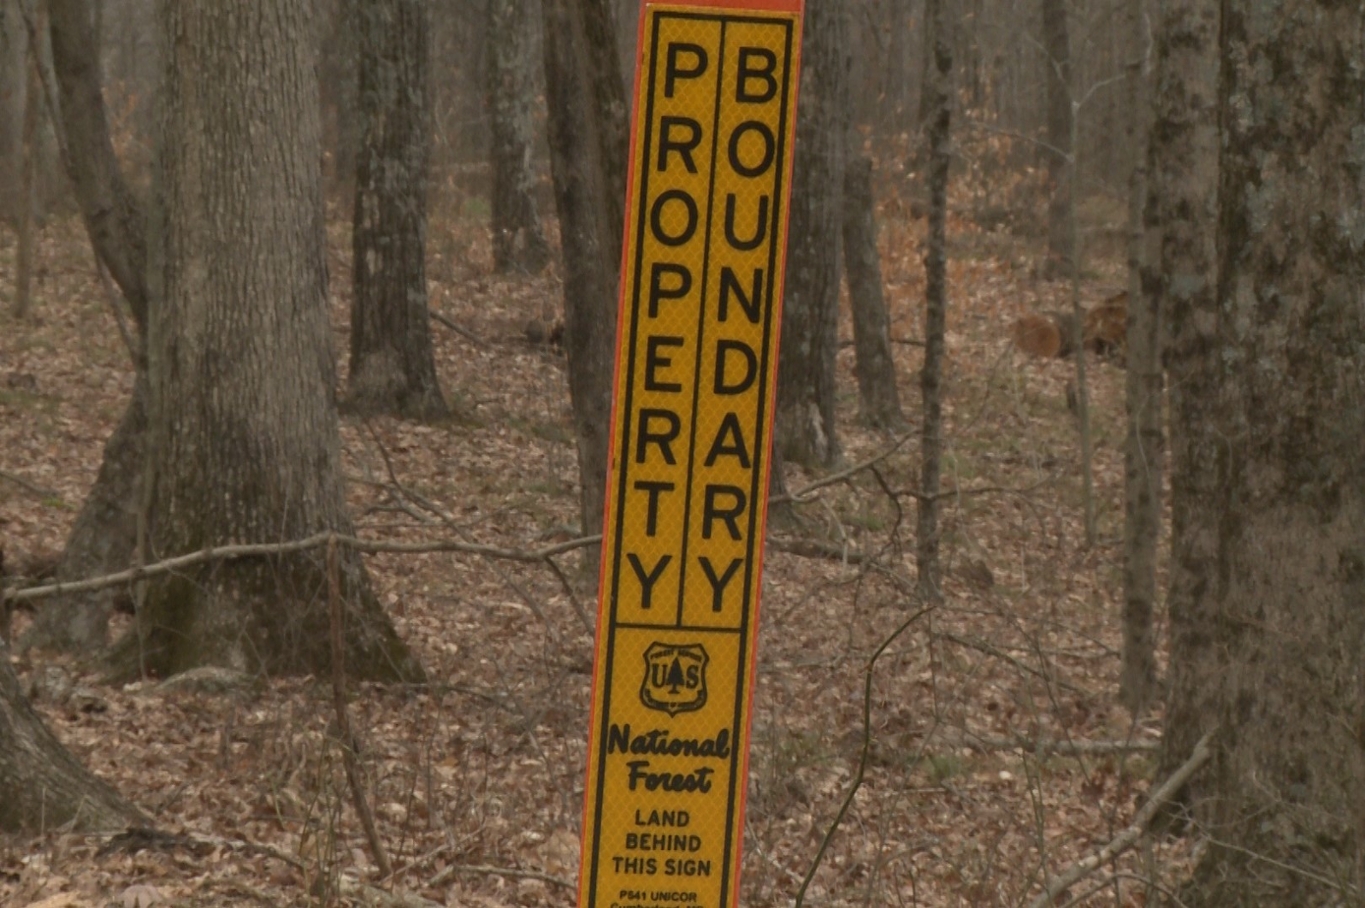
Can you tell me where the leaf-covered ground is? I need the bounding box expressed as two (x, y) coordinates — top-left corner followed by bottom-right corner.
(1, 180), (1192, 907)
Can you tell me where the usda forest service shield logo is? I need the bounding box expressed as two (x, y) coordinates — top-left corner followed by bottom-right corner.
(640, 642), (709, 716)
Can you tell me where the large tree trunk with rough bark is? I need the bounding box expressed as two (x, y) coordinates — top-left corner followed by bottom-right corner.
(776, 0), (847, 469)
(1166, 0), (1365, 901)
(22, 0), (151, 654)
(1118, 0), (1158, 716)
(1147, 0), (1219, 800)
(487, 0), (549, 275)
(540, 0), (628, 548)
(0, 644), (142, 834)
(347, 0), (447, 421)
(1040, 0), (1071, 276)
(130, 0), (422, 683)
(843, 154), (905, 432)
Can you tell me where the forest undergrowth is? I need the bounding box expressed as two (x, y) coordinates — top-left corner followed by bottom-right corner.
(0, 174), (1192, 906)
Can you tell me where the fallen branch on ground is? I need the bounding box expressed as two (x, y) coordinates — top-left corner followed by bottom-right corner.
(774, 434), (914, 505)
(428, 862), (574, 890)
(0, 469), (58, 500)
(430, 310), (488, 347)
(767, 536), (868, 564)
(1026, 730), (1214, 908)
(2, 531), (604, 605)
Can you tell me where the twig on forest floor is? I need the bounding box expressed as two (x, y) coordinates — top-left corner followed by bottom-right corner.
(1, 531), (602, 604)
(767, 536), (868, 564)
(430, 310), (487, 347)
(427, 861), (574, 890)
(932, 730), (1160, 756)
(327, 539), (392, 879)
(937, 631), (1086, 695)
(896, 476), (1057, 504)
(92, 827), (306, 871)
(0, 468), (58, 500)
(1026, 730), (1214, 908)
(794, 606), (933, 908)
(774, 434), (914, 505)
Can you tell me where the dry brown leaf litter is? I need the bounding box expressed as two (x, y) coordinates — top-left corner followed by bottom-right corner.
(1, 185), (1191, 907)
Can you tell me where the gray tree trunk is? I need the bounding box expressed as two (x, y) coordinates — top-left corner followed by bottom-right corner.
(347, 0), (448, 420)
(1119, 0), (1159, 716)
(540, 0), (627, 548)
(917, 0), (951, 601)
(1147, 0), (1219, 799)
(776, 0), (847, 469)
(21, 0), (151, 654)
(1040, 0), (1071, 275)
(12, 4), (41, 319)
(487, 0), (549, 275)
(842, 154), (906, 432)
(1167, 0), (1365, 900)
(0, 643), (143, 834)
(0, 2), (24, 212)
(131, 0), (422, 683)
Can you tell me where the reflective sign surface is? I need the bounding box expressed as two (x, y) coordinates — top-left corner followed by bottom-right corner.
(580, 3), (803, 908)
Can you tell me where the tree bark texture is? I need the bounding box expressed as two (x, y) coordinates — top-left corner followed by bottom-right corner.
(1150, 0), (1220, 795)
(1118, 0), (1159, 715)
(0, 2), (24, 212)
(23, 0), (153, 654)
(0, 644), (143, 833)
(13, 3), (41, 319)
(487, 0), (549, 275)
(842, 154), (906, 432)
(776, 0), (847, 469)
(347, 0), (448, 420)
(917, 0), (951, 601)
(1168, 0), (1365, 901)
(138, 0), (422, 682)
(540, 0), (628, 545)
(1040, 0), (1071, 274)
(48, 0), (147, 326)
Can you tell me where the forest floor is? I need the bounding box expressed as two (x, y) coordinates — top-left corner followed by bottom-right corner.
(0, 178), (1192, 907)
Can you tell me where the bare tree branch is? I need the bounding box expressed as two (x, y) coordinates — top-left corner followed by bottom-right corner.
(1027, 730), (1214, 908)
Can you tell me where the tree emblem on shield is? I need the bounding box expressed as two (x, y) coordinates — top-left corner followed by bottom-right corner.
(640, 642), (709, 716)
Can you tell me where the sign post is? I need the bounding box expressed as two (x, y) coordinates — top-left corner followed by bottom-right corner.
(579, 3), (803, 908)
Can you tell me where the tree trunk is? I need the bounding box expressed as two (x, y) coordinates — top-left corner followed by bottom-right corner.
(12, 3), (42, 320)
(881, 0), (912, 134)
(540, 0), (628, 548)
(487, 0), (549, 275)
(917, 0), (951, 601)
(1168, 0), (1365, 900)
(347, 0), (447, 421)
(776, 0), (847, 469)
(21, 0), (152, 654)
(0, 2), (24, 212)
(1118, 0), (1159, 716)
(48, 0), (147, 327)
(132, 0), (423, 683)
(1040, 0), (1071, 275)
(842, 154), (906, 432)
(0, 644), (143, 834)
(1149, 0), (1219, 793)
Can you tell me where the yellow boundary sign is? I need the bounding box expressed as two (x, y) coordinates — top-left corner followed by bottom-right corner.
(579, 3), (803, 908)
